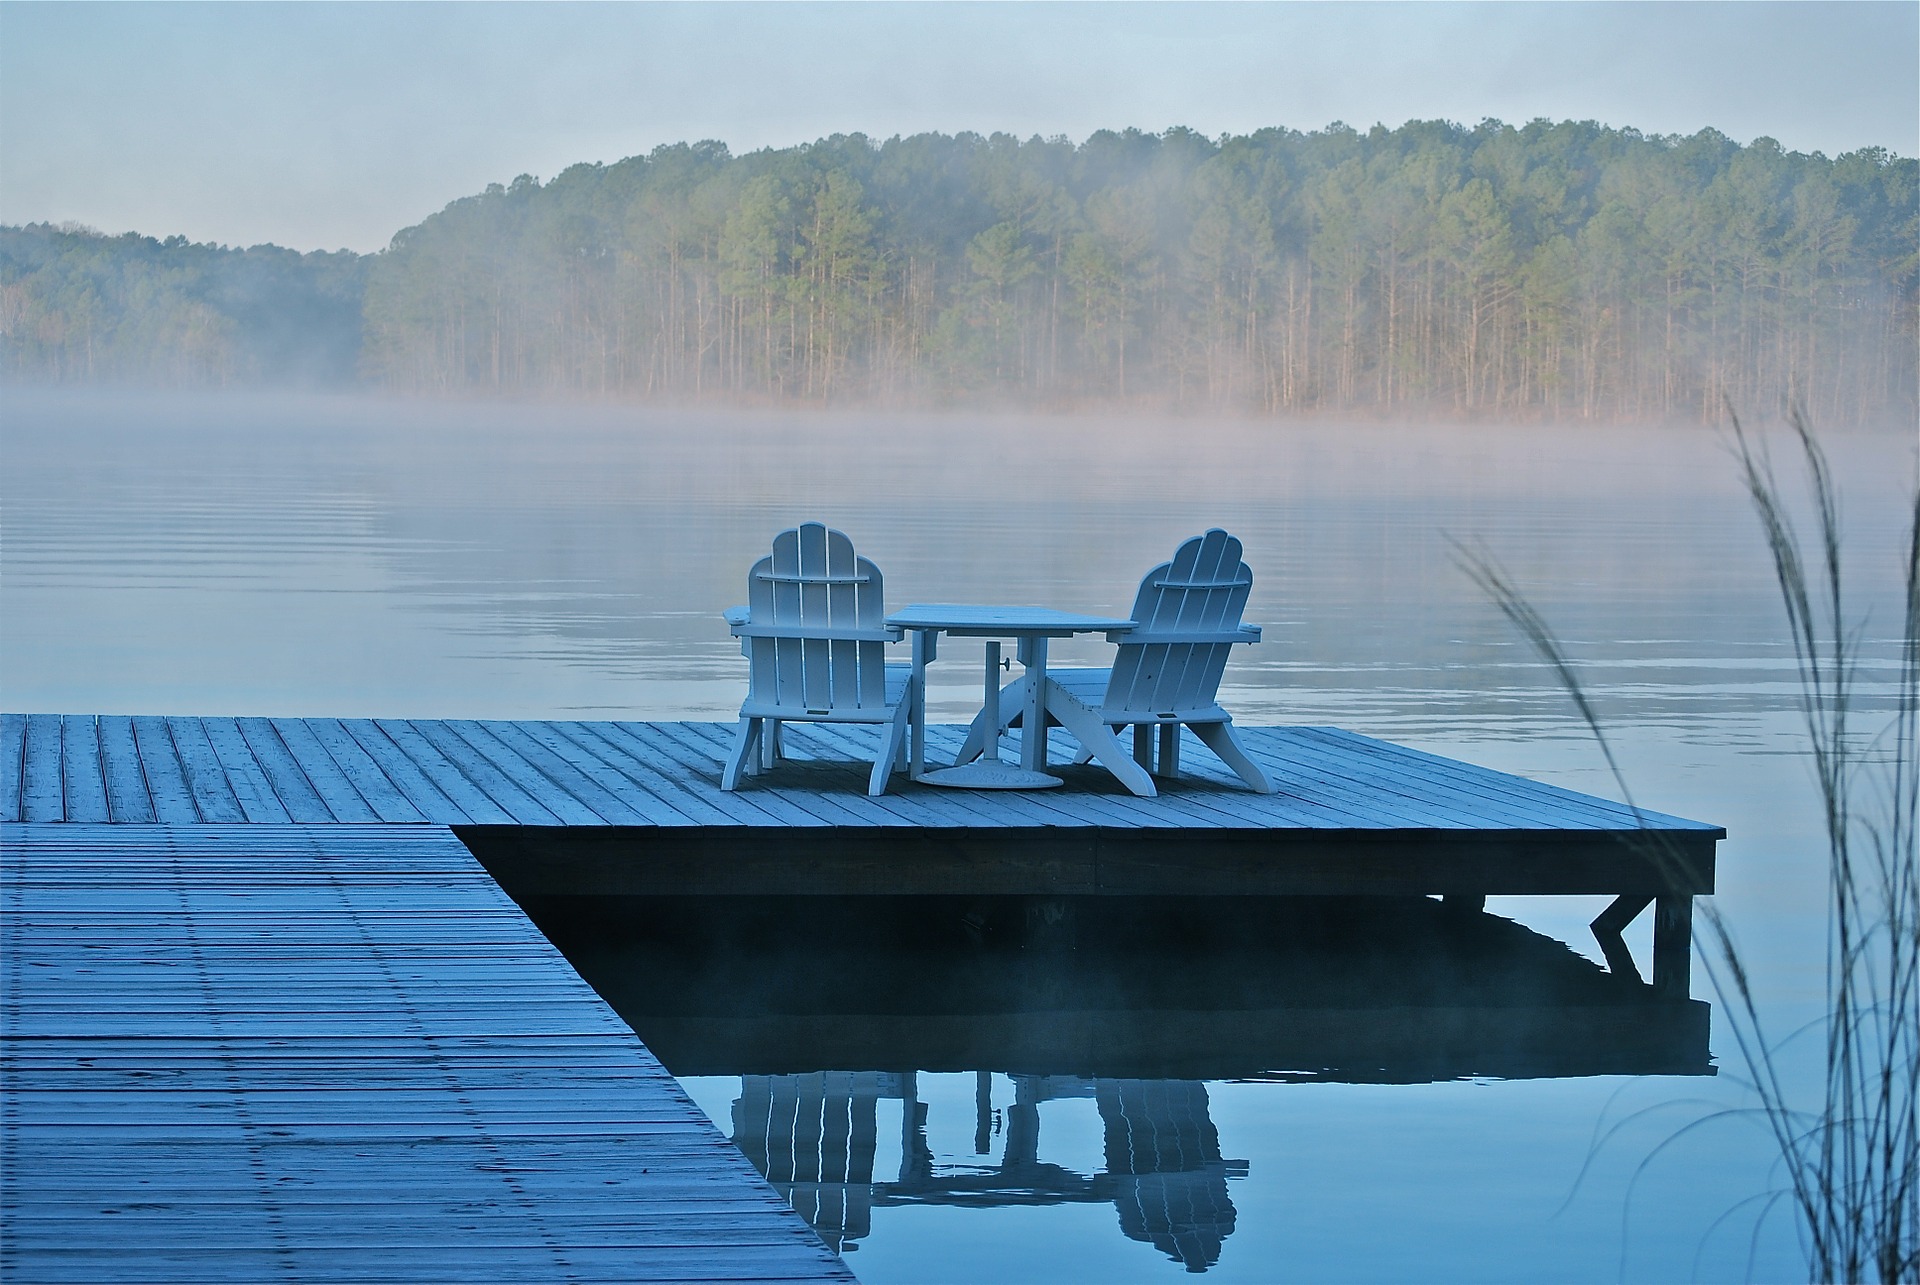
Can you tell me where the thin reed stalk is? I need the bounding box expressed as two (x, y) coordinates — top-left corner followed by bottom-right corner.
(1460, 405), (1919, 1283)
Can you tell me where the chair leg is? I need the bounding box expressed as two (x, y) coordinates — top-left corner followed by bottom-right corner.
(1133, 724), (1153, 770)
(762, 720), (782, 769)
(1069, 717), (1118, 767)
(1191, 722), (1278, 793)
(1158, 724), (1180, 776)
(870, 703), (912, 795)
(721, 717), (761, 791)
(897, 669), (918, 771)
(1043, 702), (1155, 798)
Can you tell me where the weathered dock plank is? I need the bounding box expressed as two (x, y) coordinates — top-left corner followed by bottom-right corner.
(56, 718), (108, 824)
(94, 717), (154, 824)
(552, 721), (757, 827)
(199, 717), (294, 824)
(21, 714), (64, 822)
(0, 823), (854, 1285)
(162, 716), (246, 823)
(334, 718), (478, 824)
(1287, 727), (1620, 827)
(482, 720), (679, 827)
(0, 713), (24, 823)
(233, 716), (333, 823)
(266, 717), (384, 823)
(1247, 733), (1546, 829)
(130, 717), (199, 823)
(639, 722), (850, 828)
(613, 722), (828, 828)
(385, 718), (556, 825)
(448, 719), (612, 826)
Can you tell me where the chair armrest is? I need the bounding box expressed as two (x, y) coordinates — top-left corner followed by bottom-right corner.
(723, 606), (751, 630)
(1113, 626), (1262, 645)
(729, 623), (904, 643)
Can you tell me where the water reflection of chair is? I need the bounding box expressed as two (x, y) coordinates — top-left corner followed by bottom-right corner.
(956, 529), (1276, 795)
(731, 1071), (901, 1253)
(726, 1070), (1246, 1273)
(721, 523), (913, 795)
(1003, 1076), (1244, 1274)
(1096, 1080), (1242, 1273)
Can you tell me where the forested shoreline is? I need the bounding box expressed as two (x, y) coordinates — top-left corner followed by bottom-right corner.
(0, 226), (365, 387)
(5, 120), (1915, 424)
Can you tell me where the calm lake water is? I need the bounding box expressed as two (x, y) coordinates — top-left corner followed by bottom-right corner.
(3, 387), (1914, 1283)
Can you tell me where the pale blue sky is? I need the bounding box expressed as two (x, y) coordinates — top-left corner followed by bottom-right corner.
(2, 1), (1914, 253)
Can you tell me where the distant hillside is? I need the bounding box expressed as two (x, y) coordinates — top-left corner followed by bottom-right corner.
(0, 224), (364, 387)
(5, 120), (1915, 423)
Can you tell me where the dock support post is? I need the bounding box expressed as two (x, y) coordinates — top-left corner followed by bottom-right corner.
(1652, 895), (1693, 997)
(975, 1070), (994, 1156)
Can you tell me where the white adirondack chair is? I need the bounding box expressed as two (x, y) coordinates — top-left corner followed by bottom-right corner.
(955, 528), (1277, 797)
(721, 523), (914, 795)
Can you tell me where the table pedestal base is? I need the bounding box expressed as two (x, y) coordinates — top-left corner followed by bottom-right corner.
(893, 614), (1133, 791)
(920, 761), (1062, 790)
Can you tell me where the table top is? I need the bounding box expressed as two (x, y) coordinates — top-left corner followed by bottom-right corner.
(885, 604), (1136, 637)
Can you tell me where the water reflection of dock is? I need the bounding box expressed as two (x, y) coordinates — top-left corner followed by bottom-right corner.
(550, 895), (1716, 1083)
(537, 893), (1713, 1273)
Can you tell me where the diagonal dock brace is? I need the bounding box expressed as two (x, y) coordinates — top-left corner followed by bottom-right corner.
(1592, 893), (1693, 996)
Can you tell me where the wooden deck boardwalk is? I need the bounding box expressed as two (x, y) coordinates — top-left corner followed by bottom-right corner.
(2, 713), (1724, 1278)
(0, 712), (1721, 898)
(0, 713), (1717, 837)
(0, 822), (855, 1284)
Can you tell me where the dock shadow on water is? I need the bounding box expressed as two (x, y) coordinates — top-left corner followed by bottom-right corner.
(478, 851), (1712, 1276)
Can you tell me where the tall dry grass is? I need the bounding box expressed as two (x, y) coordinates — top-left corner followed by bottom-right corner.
(1464, 406), (1918, 1282)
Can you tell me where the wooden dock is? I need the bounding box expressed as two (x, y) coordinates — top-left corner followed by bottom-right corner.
(0, 822), (855, 1284)
(0, 713), (1720, 846)
(1, 712), (1719, 915)
(2, 711), (1722, 1280)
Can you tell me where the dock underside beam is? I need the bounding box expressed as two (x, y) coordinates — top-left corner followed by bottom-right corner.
(462, 824), (1719, 902)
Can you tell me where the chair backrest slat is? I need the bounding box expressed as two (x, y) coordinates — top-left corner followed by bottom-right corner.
(744, 523), (891, 715)
(796, 523), (833, 710)
(1103, 530), (1253, 719)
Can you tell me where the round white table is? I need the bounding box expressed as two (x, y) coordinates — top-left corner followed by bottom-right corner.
(884, 604), (1136, 789)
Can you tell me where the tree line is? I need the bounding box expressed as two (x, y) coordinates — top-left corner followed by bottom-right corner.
(1, 224), (364, 387)
(5, 120), (1915, 424)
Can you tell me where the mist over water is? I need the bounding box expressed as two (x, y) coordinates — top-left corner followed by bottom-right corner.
(3, 387), (1915, 1280)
